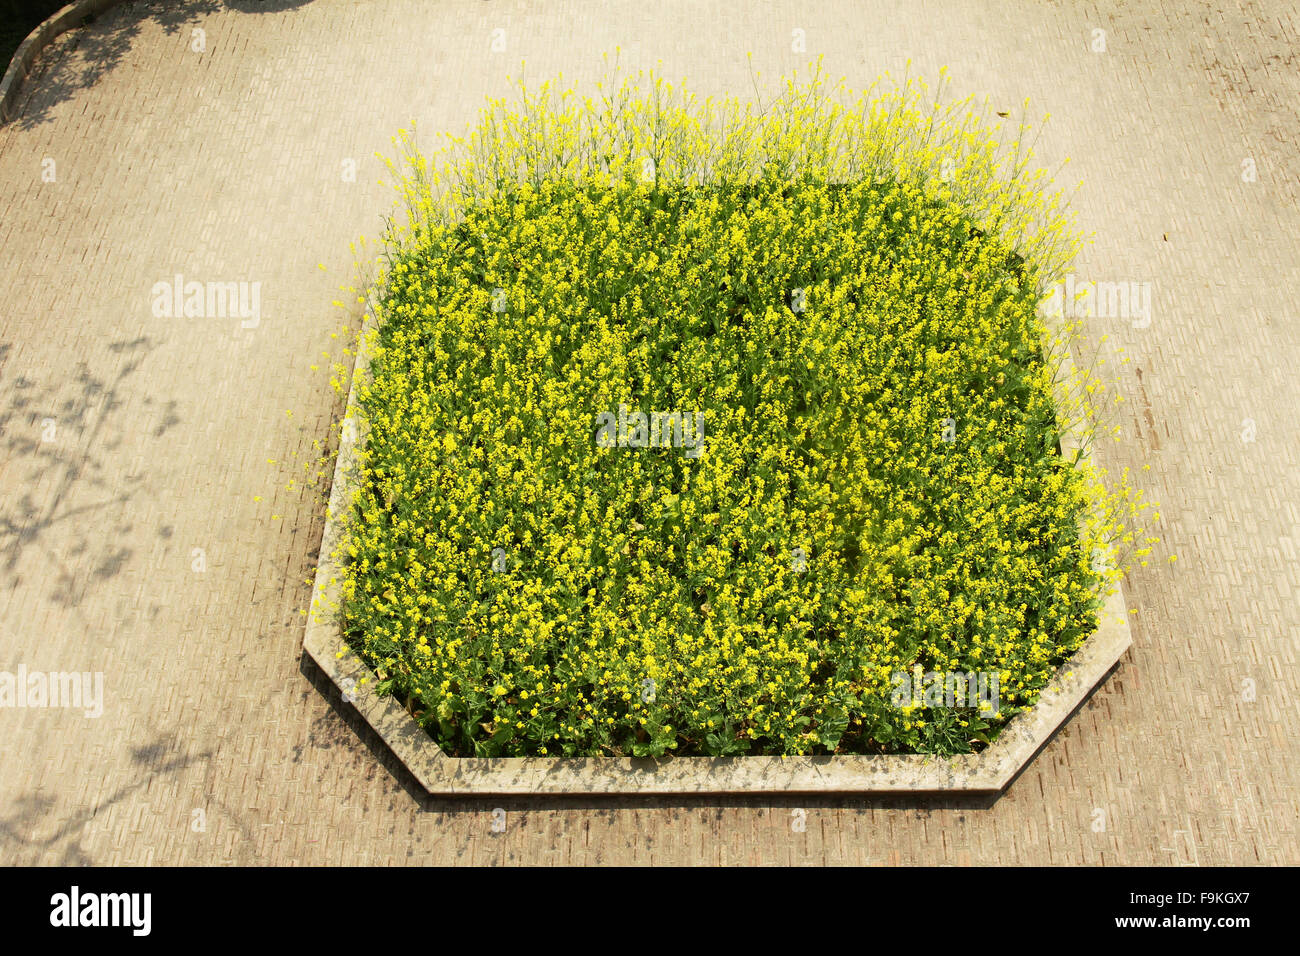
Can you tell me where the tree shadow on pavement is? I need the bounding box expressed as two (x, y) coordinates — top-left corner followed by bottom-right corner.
(9, 0), (318, 131)
(0, 732), (213, 865)
(0, 335), (174, 609)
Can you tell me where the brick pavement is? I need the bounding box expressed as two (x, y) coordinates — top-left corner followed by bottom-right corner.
(0, 0), (1296, 865)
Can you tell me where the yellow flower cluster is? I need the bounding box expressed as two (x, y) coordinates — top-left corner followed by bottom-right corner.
(331, 64), (1157, 758)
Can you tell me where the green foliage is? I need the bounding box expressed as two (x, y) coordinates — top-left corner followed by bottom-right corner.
(325, 64), (1156, 759)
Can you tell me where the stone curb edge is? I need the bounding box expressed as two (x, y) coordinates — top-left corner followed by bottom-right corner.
(1, 0), (127, 126)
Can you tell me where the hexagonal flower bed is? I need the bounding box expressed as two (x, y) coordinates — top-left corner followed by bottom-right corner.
(306, 66), (1153, 791)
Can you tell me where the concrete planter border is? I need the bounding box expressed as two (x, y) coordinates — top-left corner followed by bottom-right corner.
(304, 277), (1133, 797)
(0, 0), (127, 125)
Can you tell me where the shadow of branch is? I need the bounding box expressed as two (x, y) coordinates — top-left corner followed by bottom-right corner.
(10, 0), (319, 130)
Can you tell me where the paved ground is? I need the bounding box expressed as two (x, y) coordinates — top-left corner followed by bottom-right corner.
(1, 0), (1297, 865)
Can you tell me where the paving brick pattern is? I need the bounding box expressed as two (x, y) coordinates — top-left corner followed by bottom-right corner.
(0, 0), (1296, 865)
